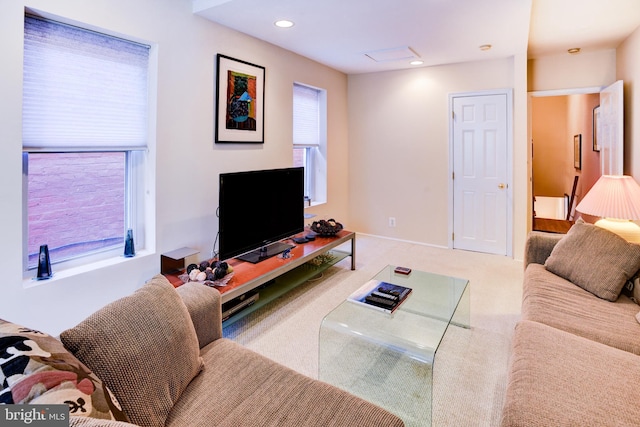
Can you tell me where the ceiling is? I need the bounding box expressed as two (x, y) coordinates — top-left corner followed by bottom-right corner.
(193, 0), (640, 75)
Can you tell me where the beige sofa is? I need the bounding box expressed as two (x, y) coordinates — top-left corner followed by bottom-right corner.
(1, 275), (403, 427)
(501, 224), (640, 426)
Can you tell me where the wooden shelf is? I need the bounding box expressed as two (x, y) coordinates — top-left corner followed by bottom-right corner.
(222, 249), (351, 326)
(165, 229), (356, 324)
(218, 229), (355, 304)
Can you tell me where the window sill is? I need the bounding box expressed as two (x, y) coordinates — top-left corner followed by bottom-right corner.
(306, 200), (326, 208)
(23, 249), (154, 289)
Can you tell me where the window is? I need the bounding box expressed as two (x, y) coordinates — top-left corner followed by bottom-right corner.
(22, 15), (150, 271)
(293, 82), (327, 205)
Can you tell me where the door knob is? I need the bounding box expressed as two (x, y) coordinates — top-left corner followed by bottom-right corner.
(498, 183), (507, 189)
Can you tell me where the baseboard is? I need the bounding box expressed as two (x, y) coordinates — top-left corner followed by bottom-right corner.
(355, 232), (449, 250)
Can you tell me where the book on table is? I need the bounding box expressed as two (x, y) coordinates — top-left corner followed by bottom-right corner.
(347, 279), (412, 314)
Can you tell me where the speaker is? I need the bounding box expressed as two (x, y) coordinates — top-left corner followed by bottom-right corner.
(124, 229), (135, 257)
(37, 244), (52, 280)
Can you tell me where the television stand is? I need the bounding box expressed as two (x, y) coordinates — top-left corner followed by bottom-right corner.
(165, 228), (356, 326)
(236, 241), (295, 263)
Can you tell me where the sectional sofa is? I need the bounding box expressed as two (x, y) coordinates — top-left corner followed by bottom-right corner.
(501, 222), (640, 426)
(1, 274), (403, 427)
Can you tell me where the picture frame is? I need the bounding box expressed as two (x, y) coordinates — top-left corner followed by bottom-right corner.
(215, 54), (265, 144)
(592, 105), (600, 152)
(574, 134), (582, 170)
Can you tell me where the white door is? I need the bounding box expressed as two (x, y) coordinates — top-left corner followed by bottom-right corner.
(451, 93), (510, 255)
(599, 80), (624, 175)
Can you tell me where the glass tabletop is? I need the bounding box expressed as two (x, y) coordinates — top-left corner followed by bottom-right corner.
(321, 265), (469, 363)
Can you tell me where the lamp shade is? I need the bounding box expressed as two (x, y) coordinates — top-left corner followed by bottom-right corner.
(576, 175), (640, 220)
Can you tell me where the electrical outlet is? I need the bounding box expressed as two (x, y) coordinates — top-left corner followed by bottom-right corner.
(388, 217), (396, 227)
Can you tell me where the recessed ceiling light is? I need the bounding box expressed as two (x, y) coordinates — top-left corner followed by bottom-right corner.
(567, 47), (581, 55)
(410, 60), (424, 66)
(274, 20), (294, 28)
(479, 44), (492, 51)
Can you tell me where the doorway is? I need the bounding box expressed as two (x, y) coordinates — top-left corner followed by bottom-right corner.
(530, 81), (623, 232)
(531, 92), (600, 228)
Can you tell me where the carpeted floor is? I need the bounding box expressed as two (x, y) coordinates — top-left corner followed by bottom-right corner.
(223, 234), (523, 426)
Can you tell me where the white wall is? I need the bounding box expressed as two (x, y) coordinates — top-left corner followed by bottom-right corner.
(347, 58), (520, 249)
(528, 50), (617, 92)
(617, 25), (640, 177)
(0, 0), (348, 335)
(4, 2), (631, 336)
(530, 40), (640, 193)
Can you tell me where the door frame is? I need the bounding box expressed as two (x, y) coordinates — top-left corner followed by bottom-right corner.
(448, 89), (514, 257)
(528, 85), (603, 229)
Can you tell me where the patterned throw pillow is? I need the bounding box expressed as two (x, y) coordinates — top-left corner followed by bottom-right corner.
(0, 319), (128, 421)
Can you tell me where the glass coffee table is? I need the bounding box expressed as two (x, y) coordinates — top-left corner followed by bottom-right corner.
(319, 266), (469, 426)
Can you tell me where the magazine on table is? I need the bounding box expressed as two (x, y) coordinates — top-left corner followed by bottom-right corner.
(347, 279), (412, 314)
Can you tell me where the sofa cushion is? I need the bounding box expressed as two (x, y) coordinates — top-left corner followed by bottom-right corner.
(522, 264), (640, 354)
(523, 230), (563, 268)
(60, 275), (203, 427)
(175, 281), (222, 348)
(165, 338), (404, 427)
(70, 417), (139, 427)
(544, 221), (640, 301)
(0, 319), (128, 421)
(501, 320), (640, 427)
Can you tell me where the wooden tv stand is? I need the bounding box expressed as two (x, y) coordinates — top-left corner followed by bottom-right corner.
(166, 229), (356, 324)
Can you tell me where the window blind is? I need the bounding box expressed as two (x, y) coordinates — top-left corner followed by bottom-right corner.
(293, 83), (320, 147)
(22, 16), (150, 150)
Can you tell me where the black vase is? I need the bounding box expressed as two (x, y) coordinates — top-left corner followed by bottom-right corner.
(124, 229), (135, 257)
(37, 244), (52, 279)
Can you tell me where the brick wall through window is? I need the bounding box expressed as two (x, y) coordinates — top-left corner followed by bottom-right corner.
(27, 152), (125, 266)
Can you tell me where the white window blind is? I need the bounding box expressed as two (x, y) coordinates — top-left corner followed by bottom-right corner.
(293, 83), (320, 147)
(22, 16), (150, 151)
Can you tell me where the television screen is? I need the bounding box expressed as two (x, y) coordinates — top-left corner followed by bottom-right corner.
(218, 167), (304, 262)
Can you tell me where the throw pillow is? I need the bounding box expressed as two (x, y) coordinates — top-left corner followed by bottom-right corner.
(0, 319), (128, 421)
(60, 275), (203, 427)
(545, 221), (640, 301)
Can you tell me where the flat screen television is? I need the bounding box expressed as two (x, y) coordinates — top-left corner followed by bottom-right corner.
(218, 167), (304, 263)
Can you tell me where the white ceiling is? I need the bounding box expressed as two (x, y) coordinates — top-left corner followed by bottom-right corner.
(193, 0), (640, 75)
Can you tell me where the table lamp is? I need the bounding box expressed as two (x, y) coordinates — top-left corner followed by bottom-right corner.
(576, 175), (640, 243)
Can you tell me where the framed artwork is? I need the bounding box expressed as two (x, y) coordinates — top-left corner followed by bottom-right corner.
(592, 105), (600, 152)
(215, 54), (265, 144)
(574, 134), (582, 170)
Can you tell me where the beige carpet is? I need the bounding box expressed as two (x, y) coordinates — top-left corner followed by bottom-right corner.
(223, 234), (523, 426)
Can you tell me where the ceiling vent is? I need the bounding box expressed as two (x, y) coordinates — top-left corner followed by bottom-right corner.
(365, 46), (419, 62)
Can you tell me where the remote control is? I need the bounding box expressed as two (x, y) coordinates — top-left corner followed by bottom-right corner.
(365, 295), (397, 308)
(394, 266), (412, 275)
(371, 290), (398, 301)
(378, 287), (400, 297)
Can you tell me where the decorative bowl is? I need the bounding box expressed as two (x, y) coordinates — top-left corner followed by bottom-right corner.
(311, 219), (343, 236)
